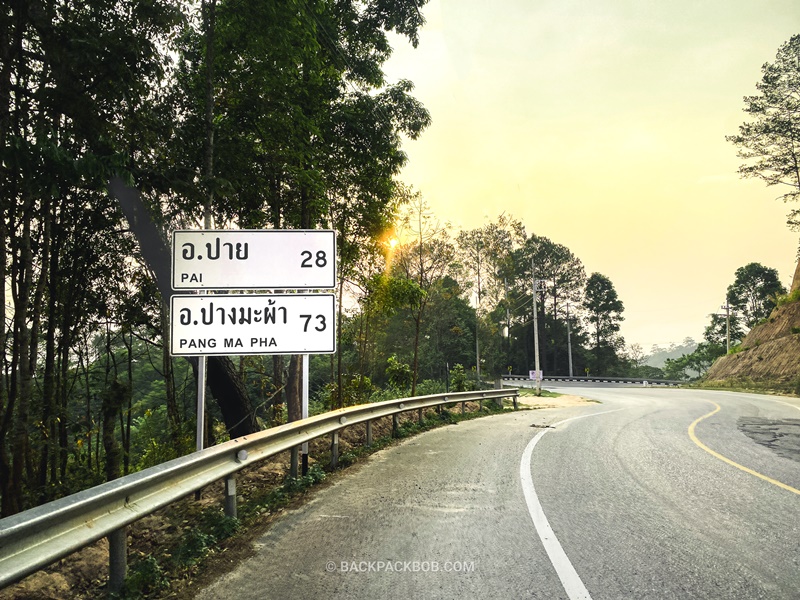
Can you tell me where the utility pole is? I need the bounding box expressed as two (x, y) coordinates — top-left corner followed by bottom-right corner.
(721, 302), (732, 353)
(532, 259), (542, 396)
(504, 277), (511, 369)
(475, 273), (481, 385)
(566, 302), (574, 377)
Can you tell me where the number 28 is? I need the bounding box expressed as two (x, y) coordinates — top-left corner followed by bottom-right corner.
(300, 250), (327, 268)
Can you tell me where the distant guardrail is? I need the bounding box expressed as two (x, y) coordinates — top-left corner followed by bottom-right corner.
(503, 374), (682, 387)
(0, 388), (518, 593)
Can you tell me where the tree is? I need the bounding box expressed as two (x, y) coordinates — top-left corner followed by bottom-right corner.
(704, 313), (744, 349)
(455, 216), (526, 380)
(728, 35), (800, 230)
(1, 0), (182, 516)
(393, 194), (456, 395)
(508, 234), (586, 375)
(160, 0), (431, 416)
(583, 273), (625, 374)
(726, 262), (786, 328)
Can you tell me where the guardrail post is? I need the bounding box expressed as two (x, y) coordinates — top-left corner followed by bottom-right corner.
(392, 414), (399, 437)
(108, 527), (127, 594)
(224, 475), (237, 518)
(290, 447), (299, 479)
(513, 393), (518, 410)
(418, 408), (423, 426)
(330, 431), (339, 468)
(461, 401), (465, 415)
(366, 420), (372, 447)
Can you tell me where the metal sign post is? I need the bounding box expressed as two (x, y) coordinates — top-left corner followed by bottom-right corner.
(302, 354), (309, 476)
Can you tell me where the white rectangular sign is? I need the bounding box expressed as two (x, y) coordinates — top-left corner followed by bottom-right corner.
(170, 294), (336, 356)
(172, 230), (336, 290)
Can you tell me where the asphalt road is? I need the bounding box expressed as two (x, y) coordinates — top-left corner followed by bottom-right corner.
(195, 385), (800, 599)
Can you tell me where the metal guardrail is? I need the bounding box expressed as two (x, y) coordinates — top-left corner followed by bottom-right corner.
(503, 374), (681, 386)
(0, 388), (518, 591)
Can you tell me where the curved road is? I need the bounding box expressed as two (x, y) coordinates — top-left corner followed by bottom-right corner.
(196, 385), (800, 599)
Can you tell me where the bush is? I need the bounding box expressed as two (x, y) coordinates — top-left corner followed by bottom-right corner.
(121, 556), (168, 599)
(776, 288), (800, 307)
(386, 355), (413, 390)
(449, 364), (468, 391)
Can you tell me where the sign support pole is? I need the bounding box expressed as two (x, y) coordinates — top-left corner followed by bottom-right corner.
(301, 354), (309, 476)
(196, 354), (206, 453)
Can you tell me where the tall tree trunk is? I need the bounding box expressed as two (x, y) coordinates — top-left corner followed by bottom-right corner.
(0, 202), (11, 516)
(286, 355), (302, 422)
(102, 381), (125, 482)
(202, 0), (216, 226)
(0, 3), (11, 507)
(271, 355), (284, 422)
(411, 313), (421, 397)
(206, 356), (259, 437)
(9, 206), (34, 515)
(38, 199), (58, 500)
(336, 276), (345, 407)
(161, 300), (181, 445)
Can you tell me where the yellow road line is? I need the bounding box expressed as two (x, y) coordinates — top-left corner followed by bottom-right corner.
(688, 402), (800, 496)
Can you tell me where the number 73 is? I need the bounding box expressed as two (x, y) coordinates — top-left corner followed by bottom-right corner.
(300, 314), (327, 332)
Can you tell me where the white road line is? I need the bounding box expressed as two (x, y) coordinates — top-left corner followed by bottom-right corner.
(520, 408), (625, 600)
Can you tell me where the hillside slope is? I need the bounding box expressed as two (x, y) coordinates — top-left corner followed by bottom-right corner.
(705, 261), (800, 387)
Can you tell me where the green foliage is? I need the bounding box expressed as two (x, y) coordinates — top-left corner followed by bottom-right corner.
(173, 529), (217, 568)
(704, 313), (744, 349)
(449, 364), (468, 392)
(664, 342), (726, 380)
(415, 379), (446, 396)
(131, 407), (193, 471)
(776, 288), (800, 307)
(386, 355), (413, 390)
(120, 555), (169, 599)
(628, 365), (666, 380)
(728, 35), (800, 212)
(582, 272), (626, 375)
(725, 263), (786, 328)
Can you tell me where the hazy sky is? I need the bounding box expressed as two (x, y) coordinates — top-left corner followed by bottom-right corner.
(383, 0), (800, 351)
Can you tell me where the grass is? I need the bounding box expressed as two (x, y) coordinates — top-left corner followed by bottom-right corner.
(517, 388), (561, 398)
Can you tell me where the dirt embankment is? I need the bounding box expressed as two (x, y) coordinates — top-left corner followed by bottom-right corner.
(705, 299), (800, 386)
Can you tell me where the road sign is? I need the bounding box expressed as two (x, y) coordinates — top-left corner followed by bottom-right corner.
(170, 294), (336, 356)
(172, 230), (336, 290)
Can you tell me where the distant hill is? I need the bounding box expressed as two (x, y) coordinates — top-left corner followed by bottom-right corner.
(645, 339), (698, 369)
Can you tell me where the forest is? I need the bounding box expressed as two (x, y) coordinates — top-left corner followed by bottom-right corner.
(2, 0), (645, 518)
